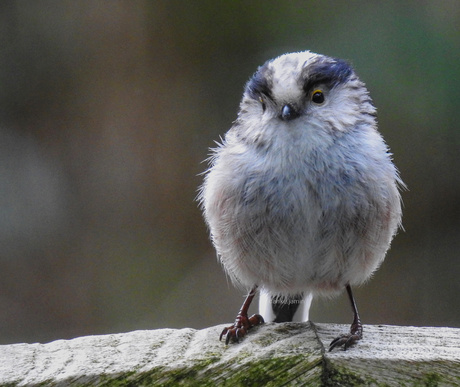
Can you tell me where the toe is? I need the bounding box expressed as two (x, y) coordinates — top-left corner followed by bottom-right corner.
(343, 334), (360, 350)
(329, 335), (348, 351)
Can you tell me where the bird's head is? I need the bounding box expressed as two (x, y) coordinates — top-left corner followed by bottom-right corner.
(237, 51), (376, 141)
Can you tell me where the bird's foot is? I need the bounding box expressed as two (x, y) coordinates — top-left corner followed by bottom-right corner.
(329, 320), (363, 351)
(219, 313), (264, 344)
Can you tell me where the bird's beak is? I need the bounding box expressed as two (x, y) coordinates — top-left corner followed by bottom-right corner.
(280, 104), (300, 121)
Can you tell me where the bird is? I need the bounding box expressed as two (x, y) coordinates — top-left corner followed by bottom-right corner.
(198, 50), (403, 351)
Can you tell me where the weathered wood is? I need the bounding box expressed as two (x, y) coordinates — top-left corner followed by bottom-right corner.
(0, 323), (458, 386)
(316, 323), (460, 386)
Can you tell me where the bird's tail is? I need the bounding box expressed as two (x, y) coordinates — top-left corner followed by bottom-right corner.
(259, 291), (313, 322)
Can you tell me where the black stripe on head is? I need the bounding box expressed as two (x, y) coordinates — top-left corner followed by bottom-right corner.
(302, 57), (354, 93)
(245, 61), (274, 101)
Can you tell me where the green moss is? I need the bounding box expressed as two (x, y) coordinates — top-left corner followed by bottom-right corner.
(322, 363), (453, 387)
(417, 372), (443, 387)
(322, 365), (372, 387)
(46, 353), (320, 386)
(224, 355), (321, 386)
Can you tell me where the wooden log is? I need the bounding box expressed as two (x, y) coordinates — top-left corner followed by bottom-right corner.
(0, 323), (459, 386)
(316, 323), (460, 386)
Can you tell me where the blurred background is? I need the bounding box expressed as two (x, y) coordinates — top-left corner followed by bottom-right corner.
(0, 1), (458, 344)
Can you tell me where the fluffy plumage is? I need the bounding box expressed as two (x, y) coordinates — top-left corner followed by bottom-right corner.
(199, 51), (403, 345)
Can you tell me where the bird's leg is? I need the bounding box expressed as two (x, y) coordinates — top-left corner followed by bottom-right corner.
(219, 285), (265, 344)
(329, 285), (363, 351)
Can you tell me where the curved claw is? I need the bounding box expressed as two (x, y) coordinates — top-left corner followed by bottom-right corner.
(219, 313), (264, 345)
(226, 326), (247, 344)
(329, 333), (361, 351)
(219, 327), (228, 342)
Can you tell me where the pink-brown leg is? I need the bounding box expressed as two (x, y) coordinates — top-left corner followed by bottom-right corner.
(220, 285), (265, 344)
(329, 285), (363, 351)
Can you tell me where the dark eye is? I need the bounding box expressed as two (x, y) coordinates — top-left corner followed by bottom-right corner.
(311, 89), (325, 104)
(259, 96), (266, 112)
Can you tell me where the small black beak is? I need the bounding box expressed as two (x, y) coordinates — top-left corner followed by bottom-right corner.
(280, 104), (300, 121)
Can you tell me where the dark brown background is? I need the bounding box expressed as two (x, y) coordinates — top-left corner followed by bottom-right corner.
(0, 1), (458, 344)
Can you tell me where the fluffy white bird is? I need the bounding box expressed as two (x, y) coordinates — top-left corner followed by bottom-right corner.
(199, 51), (404, 350)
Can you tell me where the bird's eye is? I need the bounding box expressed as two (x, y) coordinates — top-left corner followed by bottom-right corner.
(259, 96), (266, 112)
(311, 90), (325, 104)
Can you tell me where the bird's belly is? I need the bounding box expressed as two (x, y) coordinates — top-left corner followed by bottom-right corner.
(213, 174), (390, 296)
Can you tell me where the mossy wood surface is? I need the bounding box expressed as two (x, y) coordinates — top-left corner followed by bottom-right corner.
(0, 323), (458, 386)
